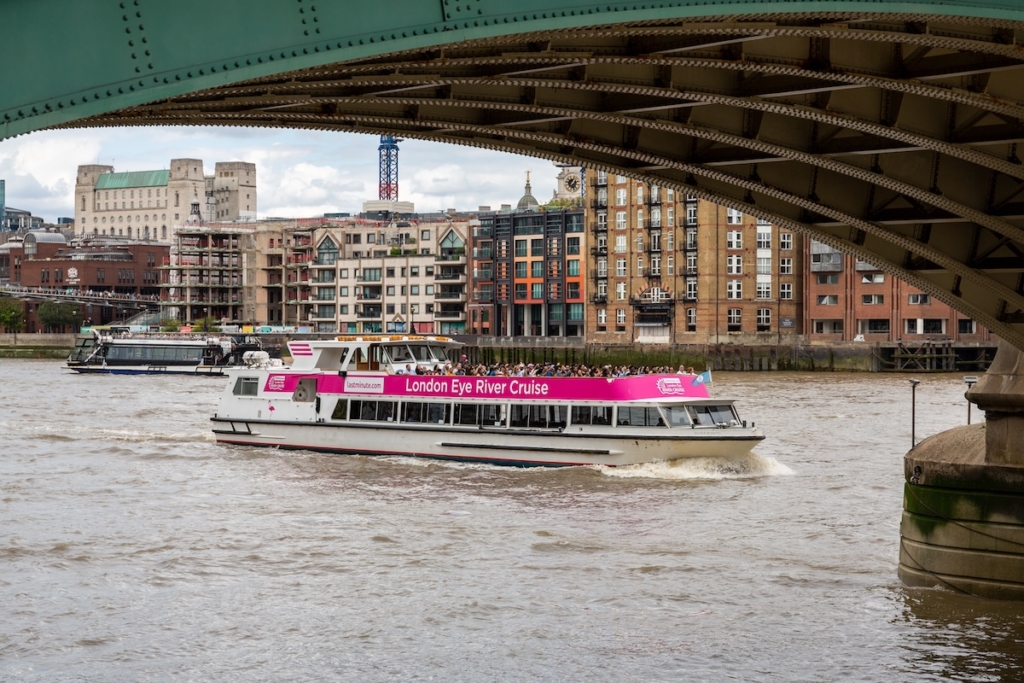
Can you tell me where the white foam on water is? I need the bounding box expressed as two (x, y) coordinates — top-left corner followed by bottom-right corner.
(599, 451), (794, 480)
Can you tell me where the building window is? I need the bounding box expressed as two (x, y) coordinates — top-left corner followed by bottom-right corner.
(615, 234), (627, 253)
(905, 319), (920, 334)
(686, 307), (696, 331)
(727, 255), (743, 274)
(685, 203), (697, 226)
(780, 283), (793, 300)
(816, 273), (838, 285)
(686, 228), (697, 250)
(817, 295), (839, 305)
(757, 308), (771, 332)
(814, 320), (843, 334)
(597, 309), (607, 325)
(686, 278), (698, 300)
(636, 210), (644, 229)
(756, 230), (771, 249)
(908, 293), (930, 304)
(616, 188), (627, 205)
(860, 319), (890, 334)
(757, 257), (771, 274)
(727, 280), (742, 299)
(756, 282), (771, 300)
(616, 308), (626, 325)
(727, 231), (743, 249)
(616, 282), (627, 300)
(727, 308), (742, 331)
(616, 211), (627, 230)
(616, 258), (627, 277)
(862, 273), (884, 284)
(958, 319), (976, 334)
(780, 233), (793, 250)
(726, 208), (743, 224)
(862, 294), (884, 305)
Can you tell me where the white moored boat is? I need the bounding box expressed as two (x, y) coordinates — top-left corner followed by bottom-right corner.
(211, 335), (764, 467)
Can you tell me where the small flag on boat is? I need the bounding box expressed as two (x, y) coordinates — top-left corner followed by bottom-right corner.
(268, 403), (275, 412)
(691, 370), (712, 387)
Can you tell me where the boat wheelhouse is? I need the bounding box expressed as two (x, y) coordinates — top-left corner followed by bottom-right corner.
(211, 335), (764, 467)
(67, 327), (264, 376)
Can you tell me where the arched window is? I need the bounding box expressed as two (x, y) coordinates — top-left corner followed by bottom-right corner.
(316, 236), (338, 265)
(161, 225), (167, 239)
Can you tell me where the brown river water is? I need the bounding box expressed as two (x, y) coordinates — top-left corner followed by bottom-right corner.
(1, 360), (1022, 682)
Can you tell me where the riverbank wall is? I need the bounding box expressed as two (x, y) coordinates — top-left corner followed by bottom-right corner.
(0, 333), (77, 358)
(0, 332), (996, 371)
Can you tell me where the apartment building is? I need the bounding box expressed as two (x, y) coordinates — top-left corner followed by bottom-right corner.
(468, 207), (586, 338)
(585, 170), (804, 345)
(159, 225), (256, 324)
(804, 240), (991, 343)
(251, 216), (469, 333)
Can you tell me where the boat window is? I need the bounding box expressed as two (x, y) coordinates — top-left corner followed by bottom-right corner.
(232, 377), (260, 396)
(453, 404), (478, 425)
(351, 399), (396, 421)
(454, 403), (509, 427)
(401, 401), (447, 423)
(687, 404), (737, 426)
(509, 404), (566, 429)
(331, 399), (348, 420)
(617, 406), (665, 427)
(662, 406), (691, 427)
(387, 345), (414, 363)
(571, 405), (613, 426)
(428, 345), (452, 362)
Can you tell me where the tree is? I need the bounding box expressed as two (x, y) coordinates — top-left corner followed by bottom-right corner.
(161, 318), (182, 332)
(0, 297), (27, 342)
(193, 316), (220, 333)
(37, 301), (82, 333)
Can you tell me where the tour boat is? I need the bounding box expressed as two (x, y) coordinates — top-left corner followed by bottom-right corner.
(210, 335), (764, 467)
(66, 327), (264, 376)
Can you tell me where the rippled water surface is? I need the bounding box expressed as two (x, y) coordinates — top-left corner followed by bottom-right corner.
(1, 360), (1022, 681)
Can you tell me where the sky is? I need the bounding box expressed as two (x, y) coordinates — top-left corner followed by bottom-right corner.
(0, 127), (560, 223)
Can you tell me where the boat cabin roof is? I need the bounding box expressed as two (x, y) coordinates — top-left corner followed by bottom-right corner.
(288, 335), (462, 373)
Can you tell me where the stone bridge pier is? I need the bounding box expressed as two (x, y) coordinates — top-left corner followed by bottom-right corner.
(900, 340), (1024, 600)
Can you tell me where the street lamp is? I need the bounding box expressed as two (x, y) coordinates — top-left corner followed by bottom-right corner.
(909, 379), (921, 449)
(964, 375), (979, 425)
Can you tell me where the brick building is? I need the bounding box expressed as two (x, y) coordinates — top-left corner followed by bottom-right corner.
(585, 170), (805, 346)
(804, 240), (991, 343)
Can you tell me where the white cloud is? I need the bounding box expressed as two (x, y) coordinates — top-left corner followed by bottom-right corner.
(0, 127), (566, 222)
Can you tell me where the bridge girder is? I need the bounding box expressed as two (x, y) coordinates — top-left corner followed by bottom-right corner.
(4, 4), (1024, 347)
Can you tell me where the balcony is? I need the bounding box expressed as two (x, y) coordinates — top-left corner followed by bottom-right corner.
(590, 246), (608, 257)
(591, 294), (608, 304)
(435, 290), (466, 300)
(357, 309), (382, 319)
(436, 250), (466, 262)
(356, 292), (382, 301)
(472, 290), (495, 303)
(590, 269), (609, 280)
(594, 175), (608, 187)
(591, 199), (608, 210)
(435, 271), (467, 283)
(434, 309), (466, 320)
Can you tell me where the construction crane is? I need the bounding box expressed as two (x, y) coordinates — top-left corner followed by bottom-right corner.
(378, 135), (403, 201)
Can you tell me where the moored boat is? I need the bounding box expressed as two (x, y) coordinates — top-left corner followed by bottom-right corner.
(211, 335), (764, 467)
(67, 327), (264, 376)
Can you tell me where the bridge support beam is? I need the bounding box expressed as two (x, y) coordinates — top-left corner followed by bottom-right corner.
(899, 340), (1024, 599)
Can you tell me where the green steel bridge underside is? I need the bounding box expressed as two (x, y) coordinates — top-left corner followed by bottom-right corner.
(5, 1), (1024, 348)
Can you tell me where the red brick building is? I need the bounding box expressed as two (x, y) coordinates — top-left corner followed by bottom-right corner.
(1, 231), (167, 331)
(803, 239), (991, 343)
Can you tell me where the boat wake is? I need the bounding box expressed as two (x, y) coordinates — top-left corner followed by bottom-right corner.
(600, 451), (793, 480)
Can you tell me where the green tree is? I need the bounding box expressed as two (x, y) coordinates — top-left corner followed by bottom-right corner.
(37, 301), (82, 332)
(161, 317), (182, 332)
(0, 298), (27, 342)
(193, 316), (220, 333)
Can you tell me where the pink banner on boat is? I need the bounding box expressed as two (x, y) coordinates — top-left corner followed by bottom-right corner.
(264, 373), (711, 401)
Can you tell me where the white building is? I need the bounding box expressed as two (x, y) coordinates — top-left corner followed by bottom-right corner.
(75, 159), (256, 242)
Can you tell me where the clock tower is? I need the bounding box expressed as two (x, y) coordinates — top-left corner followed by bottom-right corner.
(552, 163), (584, 203)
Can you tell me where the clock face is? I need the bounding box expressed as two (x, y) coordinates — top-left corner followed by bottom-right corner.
(565, 174), (581, 192)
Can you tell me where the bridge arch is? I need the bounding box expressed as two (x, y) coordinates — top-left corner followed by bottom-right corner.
(4, 2), (1024, 347)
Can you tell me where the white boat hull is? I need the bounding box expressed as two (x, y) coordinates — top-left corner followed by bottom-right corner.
(211, 417), (763, 467)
